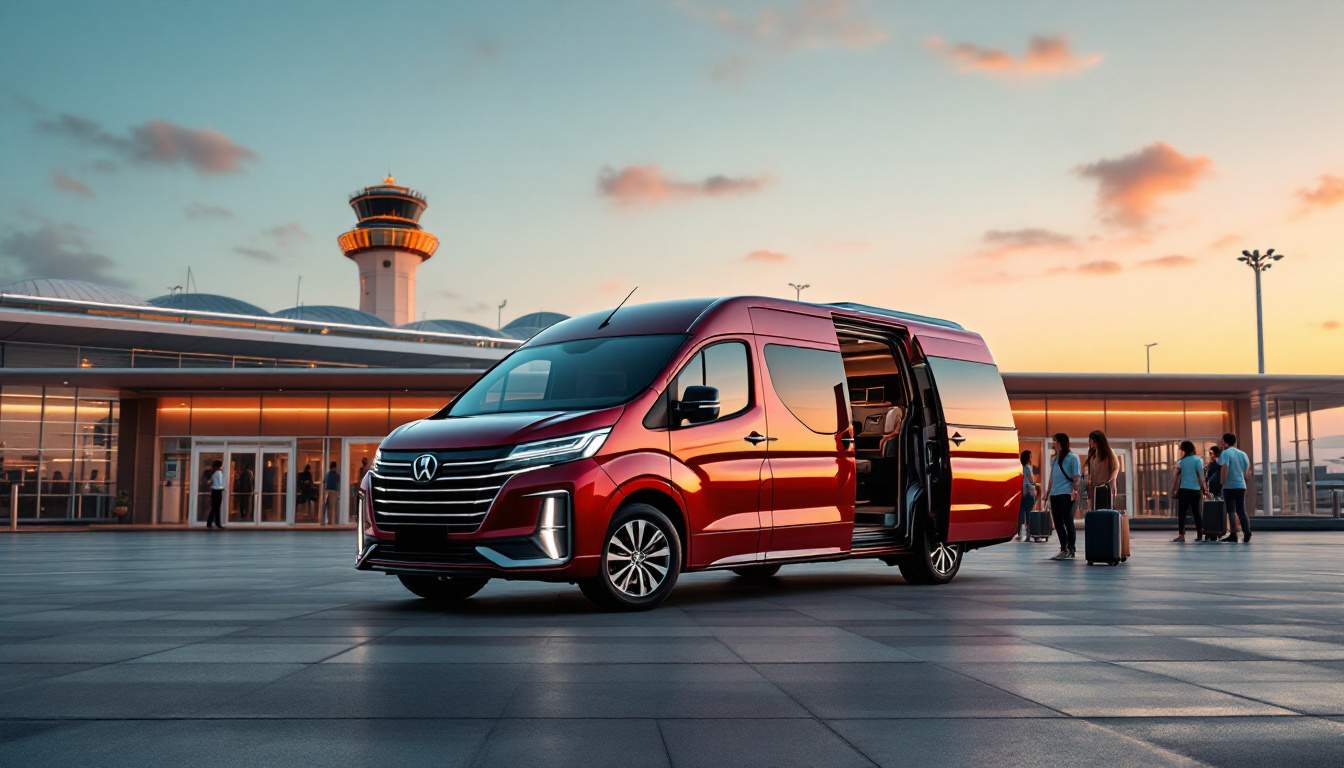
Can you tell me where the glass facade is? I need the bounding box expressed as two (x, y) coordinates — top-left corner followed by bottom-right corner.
(154, 393), (453, 526)
(0, 386), (120, 522)
(1012, 397), (1234, 519)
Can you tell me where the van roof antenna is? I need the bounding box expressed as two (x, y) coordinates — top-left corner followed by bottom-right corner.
(598, 286), (638, 329)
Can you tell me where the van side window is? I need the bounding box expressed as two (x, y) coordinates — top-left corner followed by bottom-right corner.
(924, 356), (1014, 428)
(763, 344), (848, 434)
(672, 341), (751, 426)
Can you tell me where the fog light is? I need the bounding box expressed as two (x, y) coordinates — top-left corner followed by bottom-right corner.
(355, 489), (366, 559)
(537, 495), (566, 560)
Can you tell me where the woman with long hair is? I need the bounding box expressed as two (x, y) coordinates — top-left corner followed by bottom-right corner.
(1170, 440), (1207, 542)
(1048, 433), (1081, 560)
(1086, 430), (1119, 510)
(1017, 450), (1038, 542)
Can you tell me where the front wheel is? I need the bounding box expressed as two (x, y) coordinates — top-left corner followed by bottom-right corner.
(579, 503), (682, 611)
(896, 519), (962, 585)
(398, 574), (489, 604)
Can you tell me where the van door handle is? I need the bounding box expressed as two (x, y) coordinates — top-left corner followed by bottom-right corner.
(950, 432), (966, 447)
(840, 436), (855, 448)
(744, 432), (775, 445)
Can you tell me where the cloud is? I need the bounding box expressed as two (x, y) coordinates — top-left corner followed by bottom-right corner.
(38, 113), (256, 174)
(1323, 320), (1339, 331)
(1075, 142), (1212, 229)
(928, 35), (1101, 77)
(597, 165), (770, 206)
(1296, 174), (1344, 213)
(263, 222), (308, 246)
(1045, 259), (1123, 277)
(231, 246), (278, 262)
(744, 249), (790, 264)
(1139, 254), (1197, 269)
(1207, 233), (1240, 251)
(0, 222), (127, 286)
(184, 203), (234, 220)
(682, 0), (888, 52)
(978, 227), (1078, 259)
(51, 171), (93, 198)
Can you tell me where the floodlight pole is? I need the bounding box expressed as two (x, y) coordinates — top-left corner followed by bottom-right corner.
(1144, 342), (1158, 374)
(1240, 249), (1282, 517)
(788, 282), (810, 301)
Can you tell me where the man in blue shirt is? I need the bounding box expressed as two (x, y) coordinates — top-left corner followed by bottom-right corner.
(1218, 432), (1252, 543)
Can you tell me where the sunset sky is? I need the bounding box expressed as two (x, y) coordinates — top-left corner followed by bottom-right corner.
(1, 0), (1341, 377)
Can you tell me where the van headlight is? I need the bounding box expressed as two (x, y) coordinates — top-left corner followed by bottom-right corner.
(504, 428), (611, 470)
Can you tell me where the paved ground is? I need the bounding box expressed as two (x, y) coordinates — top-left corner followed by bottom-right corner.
(2, 531), (1344, 767)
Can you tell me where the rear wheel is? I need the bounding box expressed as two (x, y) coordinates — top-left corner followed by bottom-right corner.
(579, 503), (682, 611)
(897, 518), (962, 585)
(731, 563), (781, 580)
(397, 574), (489, 604)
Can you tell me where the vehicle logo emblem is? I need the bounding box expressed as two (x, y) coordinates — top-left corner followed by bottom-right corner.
(412, 454), (438, 482)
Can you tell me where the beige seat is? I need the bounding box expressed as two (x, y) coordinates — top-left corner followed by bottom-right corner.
(855, 406), (904, 476)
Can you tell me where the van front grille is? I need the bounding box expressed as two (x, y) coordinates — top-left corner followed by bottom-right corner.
(370, 447), (526, 532)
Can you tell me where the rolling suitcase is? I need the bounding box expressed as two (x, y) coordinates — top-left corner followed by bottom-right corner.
(1119, 513), (1131, 561)
(1027, 510), (1053, 543)
(1084, 509), (1123, 566)
(1201, 498), (1226, 541)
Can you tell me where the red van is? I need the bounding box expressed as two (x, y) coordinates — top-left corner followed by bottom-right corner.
(357, 297), (1021, 610)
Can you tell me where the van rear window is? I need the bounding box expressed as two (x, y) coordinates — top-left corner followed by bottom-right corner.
(925, 356), (1014, 428)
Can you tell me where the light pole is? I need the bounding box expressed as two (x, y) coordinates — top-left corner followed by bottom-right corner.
(496, 299), (508, 330)
(1144, 342), (1158, 374)
(788, 282), (811, 301)
(1239, 248), (1284, 516)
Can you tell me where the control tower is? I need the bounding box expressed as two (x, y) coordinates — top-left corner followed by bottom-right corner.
(337, 176), (439, 326)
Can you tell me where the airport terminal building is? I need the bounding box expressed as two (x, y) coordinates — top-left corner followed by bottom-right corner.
(3, 281), (1342, 529)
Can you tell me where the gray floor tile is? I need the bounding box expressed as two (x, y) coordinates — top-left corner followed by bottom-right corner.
(1093, 716), (1344, 768)
(830, 718), (1196, 768)
(473, 719), (669, 768)
(660, 718), (873, 768)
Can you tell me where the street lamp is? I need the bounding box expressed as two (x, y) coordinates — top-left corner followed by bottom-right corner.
(1239, 248), (1284, 517)
(1144, 342), (1158, 374)
(788, 282), (811, 301)
(496, 299), (508, 330)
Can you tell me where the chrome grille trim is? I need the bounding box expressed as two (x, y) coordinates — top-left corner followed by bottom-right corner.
(369, 448), (544, 532)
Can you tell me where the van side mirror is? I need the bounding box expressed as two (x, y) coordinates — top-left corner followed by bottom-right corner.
(674, 385), (720, 425)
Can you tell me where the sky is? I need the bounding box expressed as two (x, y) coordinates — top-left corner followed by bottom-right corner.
(1, 0), (1342, 379)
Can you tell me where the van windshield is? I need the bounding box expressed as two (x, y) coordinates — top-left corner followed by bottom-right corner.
(446, 334), (687, 416)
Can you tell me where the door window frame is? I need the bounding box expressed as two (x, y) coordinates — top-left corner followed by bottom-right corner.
(667, 339), (756, 429)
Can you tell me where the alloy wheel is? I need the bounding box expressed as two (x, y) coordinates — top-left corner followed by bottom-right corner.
(605, 519), (671, 598)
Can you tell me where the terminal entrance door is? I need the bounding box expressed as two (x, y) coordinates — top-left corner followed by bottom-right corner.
(191, 441), (294, 526)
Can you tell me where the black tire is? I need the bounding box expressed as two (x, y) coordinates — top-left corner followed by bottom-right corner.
(897, 517), (962, 585)
(397, 574), (489, 603)
(579, 502), (682, 611)
(731, 563), (782, 580)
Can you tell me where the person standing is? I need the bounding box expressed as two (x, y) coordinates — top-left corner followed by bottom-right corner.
(298, 463), (316, 522)
(1170, 440), (1207, 542)
(206, 459), (225, 529)
(322, 461), (341, 526)
(1017, 450), (1038, 541)
(1218, 432), (1252, 543)
(1049, 433), (1081, 560)
(1086, 430), (1120, 511)
(1205, 446), (1223, 497)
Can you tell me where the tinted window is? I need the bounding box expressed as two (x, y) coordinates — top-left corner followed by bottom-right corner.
(763, 344), (848, 434)
(926, 356), (1013, 428)
(447, 334), (685, 416)
(672, 341), (751, 426)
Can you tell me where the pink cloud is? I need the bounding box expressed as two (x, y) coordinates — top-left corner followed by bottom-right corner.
(1324, 320), (1340, 331)
(1075, 142), (1212, 229)
(1207, 233), (1240, 251)
(1140, 254), (1197, 269)
(51, 171), (93, 198)
(744, 249), (790, 264)
(597, 165), (770, 206)
(1075, 259), (1123, 275)
(1297, 174), (1344, 212)
(928, 35), (1101, 77)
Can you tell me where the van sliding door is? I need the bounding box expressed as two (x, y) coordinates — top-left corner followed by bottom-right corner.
(920, 354), (1021, 544)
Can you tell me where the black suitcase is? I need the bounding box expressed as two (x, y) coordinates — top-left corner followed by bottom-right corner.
(1201, 498), (1226, 540)
(1027, 510), (1053, 542)
(1084, 509), (1123, 565)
